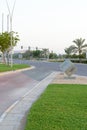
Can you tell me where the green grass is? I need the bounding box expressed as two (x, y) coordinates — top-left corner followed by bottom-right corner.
(0, 64), (30, 72)
(25, 84), (87, 130)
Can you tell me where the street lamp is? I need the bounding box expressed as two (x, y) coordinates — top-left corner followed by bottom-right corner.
(2, 13), (4, 33)
(6, 0), (16, 67)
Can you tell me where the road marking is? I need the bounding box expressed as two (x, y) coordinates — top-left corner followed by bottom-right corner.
(0, 100), (19, 123)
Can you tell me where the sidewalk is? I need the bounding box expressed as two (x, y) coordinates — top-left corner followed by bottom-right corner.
(0, 72), (58, 130)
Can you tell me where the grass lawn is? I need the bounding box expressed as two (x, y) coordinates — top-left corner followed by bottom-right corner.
(25, 84), (87, 130)
(0, 63), (30, 72)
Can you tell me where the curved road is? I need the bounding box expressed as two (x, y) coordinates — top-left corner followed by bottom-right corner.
(0, 60), (87, 116)
(15, 60), (87, 76)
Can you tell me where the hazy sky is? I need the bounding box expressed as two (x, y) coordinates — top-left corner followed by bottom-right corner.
(0, 0), (87, 54)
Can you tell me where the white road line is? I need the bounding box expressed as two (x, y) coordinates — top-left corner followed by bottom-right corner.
(0, 100), (19, 123)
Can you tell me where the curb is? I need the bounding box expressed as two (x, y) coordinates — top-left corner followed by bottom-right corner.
(0, 66), (35, 76)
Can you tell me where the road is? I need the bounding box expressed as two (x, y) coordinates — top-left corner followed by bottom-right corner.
(15, 60), (87, 76)
(0, 60), (87, 116)
(75, 63), (87, 76)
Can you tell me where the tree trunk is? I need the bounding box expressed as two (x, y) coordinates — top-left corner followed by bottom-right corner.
(79, 52), (81, 63)
(2, 52), (6, 64)
(6, 52), (10, 65)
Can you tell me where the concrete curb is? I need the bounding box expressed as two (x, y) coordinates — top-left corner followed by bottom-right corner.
(0, 71), (58, 130)
(0, 66), (35, 76)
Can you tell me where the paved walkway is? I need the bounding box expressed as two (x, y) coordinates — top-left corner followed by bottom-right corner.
(0, 72), (58, 130)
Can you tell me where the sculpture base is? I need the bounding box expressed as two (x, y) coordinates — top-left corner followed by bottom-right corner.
(64, 76), (76, 79)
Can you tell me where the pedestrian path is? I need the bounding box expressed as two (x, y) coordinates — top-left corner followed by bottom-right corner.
(0, 72), (58, 130)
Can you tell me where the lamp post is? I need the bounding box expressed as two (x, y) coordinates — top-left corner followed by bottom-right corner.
(7, 14), (9, 32)
(6, 0), (16, 67)
(2, 13), (4, 33)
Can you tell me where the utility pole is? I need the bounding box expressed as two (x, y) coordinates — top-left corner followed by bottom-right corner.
(2, 13), (4, 33)
(7, 14), (9, 32)
(6, 0), (16, 67)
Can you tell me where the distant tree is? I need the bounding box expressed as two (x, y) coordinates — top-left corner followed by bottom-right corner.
(23, 49), (42, 59)
(64, 45), (74, 58)
(42, 48), (49, 58)
(23, 50), (31, 59)
(33, 50), (41, 58)
(49, 52), (58, 59)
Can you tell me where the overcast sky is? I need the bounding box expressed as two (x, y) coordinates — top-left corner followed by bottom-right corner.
(0, 0), (87, 54)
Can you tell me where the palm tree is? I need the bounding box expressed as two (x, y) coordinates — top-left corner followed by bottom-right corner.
(64, 45), (74, 58)
(42, 48), (48, 58)
(73, 38), (87, 61)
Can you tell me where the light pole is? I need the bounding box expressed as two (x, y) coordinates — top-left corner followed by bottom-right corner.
(6, 0), (16, 67)
(2, 13), (4, 33)
(7, 14), (9, 32)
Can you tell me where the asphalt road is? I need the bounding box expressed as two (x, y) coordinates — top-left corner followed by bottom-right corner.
(0, 72), (38, 116)
(75, 63), (87, 76)
(15, 59), (87, 77)
(0, 60), (87, 116)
